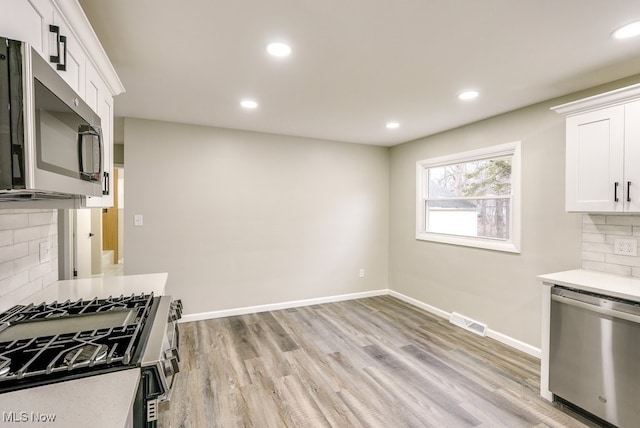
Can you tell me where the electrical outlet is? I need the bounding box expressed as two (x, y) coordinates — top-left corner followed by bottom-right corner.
(614, 238), (638, 256)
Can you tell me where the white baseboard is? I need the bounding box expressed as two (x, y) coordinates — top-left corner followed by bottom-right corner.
(180, 289), (389, 323)
(388, 290), (450, 319)
(486, 329), (541, 359)
(389, 290), (541, 359)
(180, 288), (541, 359)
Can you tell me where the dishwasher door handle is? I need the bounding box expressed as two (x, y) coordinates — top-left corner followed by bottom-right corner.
(552, 294), (640, 324)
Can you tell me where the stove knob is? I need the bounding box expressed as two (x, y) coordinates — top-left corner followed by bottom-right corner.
(175, 300), (183, 318)
(169, 300), (183, 321)
(163, 349), (180, 377)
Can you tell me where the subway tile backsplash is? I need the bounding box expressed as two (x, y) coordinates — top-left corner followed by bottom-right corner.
(0, 209), (58, 312)
(582, 214), (640, 278)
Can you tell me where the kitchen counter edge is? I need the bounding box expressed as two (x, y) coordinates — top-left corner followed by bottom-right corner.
(20, 272), (169, 305)
(537, 269), (640, 302)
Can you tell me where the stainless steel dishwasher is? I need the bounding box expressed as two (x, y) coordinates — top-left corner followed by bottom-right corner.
(550, 285), (640, 427)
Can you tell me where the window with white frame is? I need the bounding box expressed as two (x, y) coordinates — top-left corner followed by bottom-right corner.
(416, 142), (521, 253)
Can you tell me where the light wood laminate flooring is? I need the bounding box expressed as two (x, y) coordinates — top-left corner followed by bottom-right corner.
(159, 296), (596, 428)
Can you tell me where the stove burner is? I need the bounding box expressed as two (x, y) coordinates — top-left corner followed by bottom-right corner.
(0, 364), (9, 377)
(63, 344), (108, 366)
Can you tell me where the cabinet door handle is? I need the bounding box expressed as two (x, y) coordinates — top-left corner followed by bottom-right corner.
(48, 25), (67, 71)
(614, 182), (619, 202)
(103, 171), (110, 196)
(628, 181), (632, 202)
(49, 25), (61, 64)
(56, 35), (67, 71)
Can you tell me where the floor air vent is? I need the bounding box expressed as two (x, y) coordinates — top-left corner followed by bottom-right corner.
(449, 312), (487, 336)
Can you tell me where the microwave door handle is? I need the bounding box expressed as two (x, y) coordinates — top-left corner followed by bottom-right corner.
(77, 130), (86, 179)
(96, 125), (103, 176)
(78, 125), (102, 182)
(97, 129), (109, 195)
(95, 128), (110, 195)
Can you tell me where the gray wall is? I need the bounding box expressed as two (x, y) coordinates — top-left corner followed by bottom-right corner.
(124, 118), (389, 315)
(123, 75), (640, 349)
(113, 144), (124, 165)
(388, 75), (640, 348)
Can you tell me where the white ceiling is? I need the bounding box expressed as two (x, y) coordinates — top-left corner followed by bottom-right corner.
(78, 0), (640, 146)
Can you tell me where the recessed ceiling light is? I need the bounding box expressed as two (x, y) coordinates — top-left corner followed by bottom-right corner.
(458, 90), (479, 101)
(386, 122), (400, 129)
(266, 42), (292, 57)
(241, 99), (258, 109)
(612, 21), (640, 39)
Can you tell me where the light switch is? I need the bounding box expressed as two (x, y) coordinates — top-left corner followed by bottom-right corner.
(134, 214), (144, 227)
(39, 241), (51, 263)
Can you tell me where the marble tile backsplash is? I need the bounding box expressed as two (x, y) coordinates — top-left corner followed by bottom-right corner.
(0, 209), (58, 312)
(582, 214), (640, 278)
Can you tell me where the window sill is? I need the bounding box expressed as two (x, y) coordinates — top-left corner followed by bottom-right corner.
(415, 231), (521, 254)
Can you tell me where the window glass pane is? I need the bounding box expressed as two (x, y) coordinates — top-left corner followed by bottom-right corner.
(428, 157), (512, 198)
(427, 198), (510, 240)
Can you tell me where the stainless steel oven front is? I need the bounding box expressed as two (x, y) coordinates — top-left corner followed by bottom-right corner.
(135, 297), (182, 427)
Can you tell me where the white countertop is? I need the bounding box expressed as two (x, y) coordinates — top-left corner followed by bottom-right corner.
(537, 269), (640, 301)
(0, 368), (139, 428)
(20, 272), (169, 305)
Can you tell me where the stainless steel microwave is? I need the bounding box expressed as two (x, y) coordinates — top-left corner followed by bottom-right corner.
(0, 37), (104, 201)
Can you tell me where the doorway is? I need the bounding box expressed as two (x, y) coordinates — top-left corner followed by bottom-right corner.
(57, 167), (125, 279)
(102, 167), (124, 276)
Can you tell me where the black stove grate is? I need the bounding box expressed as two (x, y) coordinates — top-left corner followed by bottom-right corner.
(0, 293), (155, 390)
(0, 293), (154, 323)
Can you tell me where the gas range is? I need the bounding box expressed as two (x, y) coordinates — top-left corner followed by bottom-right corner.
(0, 293), (155, 392)
(0, 292), (182, 427)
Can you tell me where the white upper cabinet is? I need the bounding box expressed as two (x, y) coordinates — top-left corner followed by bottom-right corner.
(1, 0), (86, 95)
(553, 84), (640, 213)
(565, 105), (625, 212)
(51, 7), (86, 97)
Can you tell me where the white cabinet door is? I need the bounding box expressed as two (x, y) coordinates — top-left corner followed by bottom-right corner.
(52, 9), (85, 97)
(1, 1), (85, 97)
(565, 105), (625, 212)
(74, 208), (93, 278)
(624, 100), (640, 212)
(84, 62), (114, 208)
(0, 0), (49, 52)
